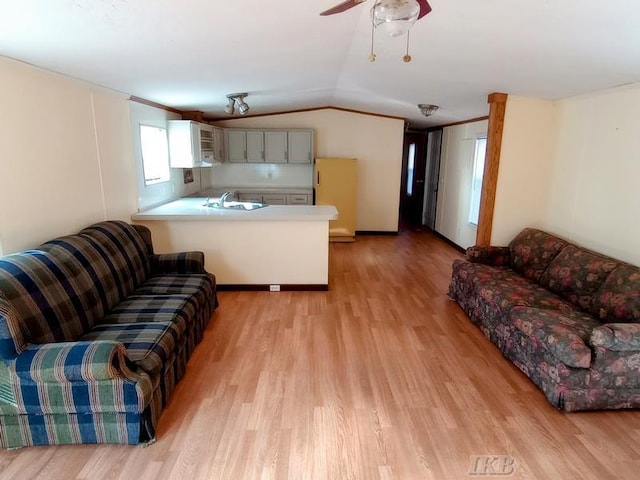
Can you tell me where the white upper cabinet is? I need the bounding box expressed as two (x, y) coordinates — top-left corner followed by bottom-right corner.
(213, 127), (225, 163)
(168, 120), (215, 168)
(224, 128), (314, 164)
(226, 130), (247, 163)
(264, 131), (288, 163)
(288, 130), (313, 164)
(246, 131), (265, 162)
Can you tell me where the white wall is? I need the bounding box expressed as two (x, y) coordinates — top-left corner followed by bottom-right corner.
(129, 102), (207, 210)
(490, 96), (556, 245)
(542, 84), (640, 265)
(215, 108), (405, 232)
(0, 56), (137, 254)
(436, 119), (488, 248)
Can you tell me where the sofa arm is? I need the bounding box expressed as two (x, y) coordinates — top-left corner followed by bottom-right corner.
(13, 341), (139, 382)
(465, 246), (511, 267)
(590, 324), (640, 351)
(151, 252), (205, 275)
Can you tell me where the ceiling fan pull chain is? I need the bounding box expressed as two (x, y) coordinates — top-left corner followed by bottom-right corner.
(369, 19), (377, 62)
(403, 30), (412, 63)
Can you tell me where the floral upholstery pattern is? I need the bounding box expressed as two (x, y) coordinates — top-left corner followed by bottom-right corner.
(466, 246), (511, 267)
(590, 265), (640, 323)
(509, 228), (568, 283)
(540, 245), (620, 311)
(449, 227), (640, 411)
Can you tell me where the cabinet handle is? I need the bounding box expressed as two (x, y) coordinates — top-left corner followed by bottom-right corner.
(317, 172), (320, 185)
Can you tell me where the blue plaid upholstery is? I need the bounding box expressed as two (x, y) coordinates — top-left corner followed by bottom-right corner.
(0, 221), (217, 448)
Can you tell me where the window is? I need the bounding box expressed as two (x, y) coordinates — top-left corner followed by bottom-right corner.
(406, 142), (416, 196)
(140, 124), (170, 186)
(469, 137), (487, 225)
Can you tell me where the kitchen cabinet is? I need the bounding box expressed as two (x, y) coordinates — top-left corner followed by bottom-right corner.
(226, 130), (247, 163)
(168, 120), (215, 168)
(287, 131), (313, 164)
(225, 128), (313, 164)
(237, 191), (312, 205)
(246, 131), (264, 162)
(213, 127), (225, 163)
(264, 131), (288, 163)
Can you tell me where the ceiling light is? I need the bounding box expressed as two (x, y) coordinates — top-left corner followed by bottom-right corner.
(371, 0), (420, 37)
(418, 104), (439, 117)
(224, 97), (235, 114)
(225, 93), (249, 116)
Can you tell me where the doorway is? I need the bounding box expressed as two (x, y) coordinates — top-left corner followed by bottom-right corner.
(399, 129), (442, 230)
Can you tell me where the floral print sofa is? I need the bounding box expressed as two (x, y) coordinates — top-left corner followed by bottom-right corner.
(0, 221), (217, 447)
(449, 228), (640, 411)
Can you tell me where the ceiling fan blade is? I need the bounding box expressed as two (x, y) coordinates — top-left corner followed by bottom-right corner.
(320, 0), (366, 16)
(416, 0), (432, 20)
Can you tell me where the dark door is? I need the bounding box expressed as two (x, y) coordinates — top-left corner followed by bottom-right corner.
(399, 132), (427, 226)
(423, 129), (443, 229)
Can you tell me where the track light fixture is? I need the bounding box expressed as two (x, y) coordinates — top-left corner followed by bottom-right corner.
(225, 93), (249, 115)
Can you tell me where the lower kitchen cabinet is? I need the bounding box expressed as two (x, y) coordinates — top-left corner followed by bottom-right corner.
(237, 192), (311, 205)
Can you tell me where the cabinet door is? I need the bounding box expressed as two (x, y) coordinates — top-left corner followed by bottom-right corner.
(213, 127), (225, 163)
(226, 130), (247, 162)
(264, 131), (288, 163)
(262, 194), (288, 205)
(288, 131), (313, 164)
(246, 131), (265, 162)
(239, 193), (263, 203)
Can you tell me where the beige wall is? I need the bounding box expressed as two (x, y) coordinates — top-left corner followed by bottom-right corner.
(0, 56), (137, 254)
(490, 96), (556, 244)
(543, 84), (640, 265)
(491, 86), (640, 266)
(215, 109), (405, 232)
(436, 119), (488, 248)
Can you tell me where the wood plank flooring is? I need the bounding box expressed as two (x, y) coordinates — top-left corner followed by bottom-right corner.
(3, 230), (640, 479)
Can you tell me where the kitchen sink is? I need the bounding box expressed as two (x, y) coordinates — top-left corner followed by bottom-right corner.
(203, 199), (267, 211)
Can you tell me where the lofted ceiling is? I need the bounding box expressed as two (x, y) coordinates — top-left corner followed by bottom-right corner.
(1, 1), (639, 128)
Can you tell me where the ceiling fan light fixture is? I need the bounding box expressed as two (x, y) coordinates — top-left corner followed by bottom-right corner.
(418, 104), (438, 117)
(371, 0), (420, 37)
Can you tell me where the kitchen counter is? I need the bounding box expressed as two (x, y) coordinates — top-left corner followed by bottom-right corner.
(131, 198), (336, 222)
(131, 198), (337, 288)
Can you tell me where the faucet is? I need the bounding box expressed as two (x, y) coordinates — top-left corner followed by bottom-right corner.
(219, 191), (235, 206)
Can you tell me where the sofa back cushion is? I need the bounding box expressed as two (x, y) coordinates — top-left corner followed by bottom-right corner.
(78, 221), (150, 295)
(590, 265), (640, 323)
(0, 249), (99, 350)
(540, 245), (620, 312)
(509, 229), (569, 283)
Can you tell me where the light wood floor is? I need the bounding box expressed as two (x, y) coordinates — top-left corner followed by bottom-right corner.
(3, 230), (640, 479)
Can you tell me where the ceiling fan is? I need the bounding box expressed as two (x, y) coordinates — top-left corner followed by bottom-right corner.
(320, 0), (432, 24)
(320, 0), (432, 62)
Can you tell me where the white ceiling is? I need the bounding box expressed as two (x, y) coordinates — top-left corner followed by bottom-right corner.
(1, 0), (639, 128)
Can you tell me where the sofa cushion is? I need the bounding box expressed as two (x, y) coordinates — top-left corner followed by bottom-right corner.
(81, 322), (180, 377)
(79, 221), (151, 298)
(474, 267), (572, 315)
(509, 228), (569, 283)
(0, 250), (99, 346)
(540, 245), (620, 312)
(101, 294), (195, 335)
(135, 274), (212, 299)
(590, 265), (640, 323)
(509, 307), (600, 368)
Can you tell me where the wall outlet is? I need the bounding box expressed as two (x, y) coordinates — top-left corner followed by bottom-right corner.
(269, 284), (281, 292)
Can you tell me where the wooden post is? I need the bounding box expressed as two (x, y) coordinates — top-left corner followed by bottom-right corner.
(476, 93), (507, 246)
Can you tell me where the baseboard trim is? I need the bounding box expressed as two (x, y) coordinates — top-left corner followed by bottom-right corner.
(432, 231), (466, 254)
(217, 284), (329, 292)
(355, 230), (399, 236)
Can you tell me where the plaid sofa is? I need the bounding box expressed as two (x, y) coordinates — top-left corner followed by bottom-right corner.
(0, 221), (217, 448)
(449, 228), (640, 412)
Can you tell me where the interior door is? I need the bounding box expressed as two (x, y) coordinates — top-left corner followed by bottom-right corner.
(399, 132), (427, 226)
(422, 129), (443, 229)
